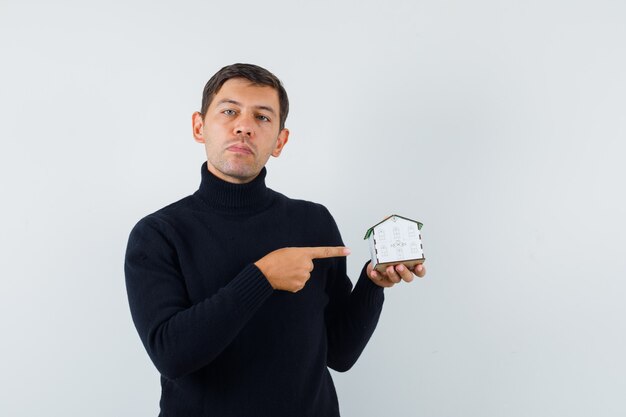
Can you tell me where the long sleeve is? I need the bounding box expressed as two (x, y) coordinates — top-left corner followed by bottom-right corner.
(124, 163), (379, 416)
(124, 217), (274, 380)
(322, 211), (385, 372)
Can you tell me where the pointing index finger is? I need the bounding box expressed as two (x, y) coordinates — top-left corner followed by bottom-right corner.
(308, 246), (351, 259)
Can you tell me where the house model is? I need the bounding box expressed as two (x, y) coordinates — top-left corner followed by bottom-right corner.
(364, 215), (425, 273)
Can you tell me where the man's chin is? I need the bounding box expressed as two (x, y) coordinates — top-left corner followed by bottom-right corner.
(218, 166), (261, 184)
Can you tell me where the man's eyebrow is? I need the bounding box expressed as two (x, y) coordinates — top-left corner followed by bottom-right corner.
(217, 99), (242, 107)
(216, 99), (276, 115)
(255, 105), (276, 115)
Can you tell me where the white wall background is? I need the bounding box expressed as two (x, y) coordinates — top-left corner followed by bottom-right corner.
(1, 0), (625, 416)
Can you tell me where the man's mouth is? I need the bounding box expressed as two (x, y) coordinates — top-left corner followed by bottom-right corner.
(227, 144), (254, 155)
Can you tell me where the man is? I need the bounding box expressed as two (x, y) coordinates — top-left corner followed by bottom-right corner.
(125, 63), (426, 416)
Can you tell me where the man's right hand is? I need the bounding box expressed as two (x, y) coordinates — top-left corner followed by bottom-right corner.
(255, 247), (350, 293)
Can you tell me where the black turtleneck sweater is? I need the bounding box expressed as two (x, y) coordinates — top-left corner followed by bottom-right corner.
(124, 163), (384, 417)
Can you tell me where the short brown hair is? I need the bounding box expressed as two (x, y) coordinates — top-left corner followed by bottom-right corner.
(200, 63), (289, 130)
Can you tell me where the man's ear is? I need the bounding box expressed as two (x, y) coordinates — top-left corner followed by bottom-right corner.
(192, 112), (205, 143)
(271, 128), (290, 157)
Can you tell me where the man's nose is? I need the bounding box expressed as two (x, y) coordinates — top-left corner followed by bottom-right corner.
(233, 114), (254, 137)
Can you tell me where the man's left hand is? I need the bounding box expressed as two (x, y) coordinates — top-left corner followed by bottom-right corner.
(367, 262), (426, 288)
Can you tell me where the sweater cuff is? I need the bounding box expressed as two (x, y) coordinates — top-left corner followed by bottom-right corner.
(227, 263), (274, 314)
(352, 262), (385, 307)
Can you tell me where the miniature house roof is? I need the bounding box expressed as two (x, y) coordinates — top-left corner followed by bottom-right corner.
(363, 214), (423, 240)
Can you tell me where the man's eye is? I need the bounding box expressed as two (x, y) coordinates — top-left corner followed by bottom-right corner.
(223, 109), (236, 116)
(257, 115), (270, 122)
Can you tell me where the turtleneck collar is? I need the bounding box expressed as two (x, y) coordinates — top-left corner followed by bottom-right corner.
(193, 162), (274, 211)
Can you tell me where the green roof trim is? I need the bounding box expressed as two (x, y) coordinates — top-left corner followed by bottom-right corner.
(363, 214), (423, 239)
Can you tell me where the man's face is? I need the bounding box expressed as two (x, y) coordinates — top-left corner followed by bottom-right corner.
(192, 77), (289, 184)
